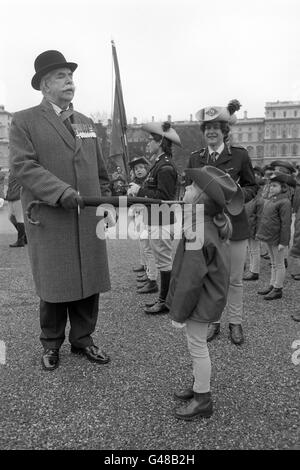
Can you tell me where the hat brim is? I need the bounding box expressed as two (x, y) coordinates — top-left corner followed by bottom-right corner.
(142, 122), (182, 147)
(31, 62), (78, 90)
(185, 168), (227, 209)
(129, 157), (149, 168)
(225, 184), (244, 216)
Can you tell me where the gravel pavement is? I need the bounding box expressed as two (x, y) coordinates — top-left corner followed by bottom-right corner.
(0, 230), (299, 450)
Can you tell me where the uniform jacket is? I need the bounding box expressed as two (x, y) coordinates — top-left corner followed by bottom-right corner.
(256, 192), (292, 247)
(137, 153), (178, 225)
(186, 145), (258, 240)
(9, 99), (111, 303)
(6, 172), (21, 201)
(166, 216), (230, 323)
(245, 184), (265, 239)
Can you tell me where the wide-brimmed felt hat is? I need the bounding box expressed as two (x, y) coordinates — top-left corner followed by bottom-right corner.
(129, 156), (149, 168)
(270, 160), (296, 174)
(142, 122), (182, 147)
(270, 171), (296, 187)
(184, 166), (244, 216)
(32, 50), (78, 90)
(195, 99), (241, 126)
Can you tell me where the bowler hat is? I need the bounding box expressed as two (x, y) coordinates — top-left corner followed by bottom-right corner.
(31, 50), (78, 90)
(142, 122), (182, 147)
(129, 156), (149, 168)
(184, 166), (244, 216)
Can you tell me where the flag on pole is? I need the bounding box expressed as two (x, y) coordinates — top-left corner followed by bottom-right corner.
(109, 40), (129, 181)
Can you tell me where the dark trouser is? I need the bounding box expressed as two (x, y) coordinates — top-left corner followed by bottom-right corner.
(40, 294), (99, 350)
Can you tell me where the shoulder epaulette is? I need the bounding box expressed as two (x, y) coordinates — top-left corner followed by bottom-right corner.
(230, 145), (247, 151)
(191, 148), (206, 156)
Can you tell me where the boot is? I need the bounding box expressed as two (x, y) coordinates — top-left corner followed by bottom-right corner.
(136, 273), (149, 283)
(243, 272), (259, 281)
(264, 287), (282, 300)
(257, 285), (273, 295)
(137, 280), (159, 294)
(207, 323), (220, 342)
(144, 270), (171, 314)
(9, 223), (26, 247)
(291, 311), (300, 322)
(133, 264), (145, 273)
(174, 392), (213, 420)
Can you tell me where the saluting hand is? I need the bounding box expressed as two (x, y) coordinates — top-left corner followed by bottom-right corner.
(59, 188), (84, 210)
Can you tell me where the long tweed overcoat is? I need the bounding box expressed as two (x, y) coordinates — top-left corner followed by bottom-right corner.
(9, 99), (111, 302)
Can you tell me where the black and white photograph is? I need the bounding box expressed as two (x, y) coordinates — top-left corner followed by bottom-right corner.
(0, 0), (299, 453)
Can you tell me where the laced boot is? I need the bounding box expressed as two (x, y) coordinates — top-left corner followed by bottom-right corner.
(174, 392), (213, 420)
(264, 287), (282, 300)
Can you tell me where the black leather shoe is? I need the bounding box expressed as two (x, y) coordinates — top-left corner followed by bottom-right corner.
(137, 280), (159, 294)
(264, 287), (282, 300)
(174, 392), (213, 420)
(144, 300), (156, 308)
(243, 272), (259, 281)
(229, 324), (244, 345)
(41, 349), (59, 371)
(292, 274), (300, 281)
(144, 300), (169, 314)
(174, 387), (194, 401)
(257, 285), (273, 295)
(207, 323), (220, 342)
(133, 265), (145, 273)
(71, 345), (110, 364)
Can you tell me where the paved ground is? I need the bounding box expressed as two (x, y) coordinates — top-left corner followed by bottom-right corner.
(0, 210), (299, 449)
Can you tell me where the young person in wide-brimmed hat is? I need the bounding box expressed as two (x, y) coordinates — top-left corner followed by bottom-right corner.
(128, 121), (181, 314)
(127, 156), (159, 294)
(166, 165), (243, 420)
(186, 100), (258, 345)
(256, 172), (293, 300)
(9, 50), (112, 371)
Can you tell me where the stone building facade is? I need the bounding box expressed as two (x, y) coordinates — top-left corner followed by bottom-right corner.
(231, 101), (300, 167)
(0, 105), (12, 168)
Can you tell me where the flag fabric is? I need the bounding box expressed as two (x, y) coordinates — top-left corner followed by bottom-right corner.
(109, 41), (129, 180)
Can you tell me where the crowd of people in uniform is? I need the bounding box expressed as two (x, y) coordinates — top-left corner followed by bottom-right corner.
(3, 48), (300, 421)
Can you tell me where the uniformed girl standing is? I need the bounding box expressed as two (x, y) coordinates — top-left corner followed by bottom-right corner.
(166, 166), (243, 420)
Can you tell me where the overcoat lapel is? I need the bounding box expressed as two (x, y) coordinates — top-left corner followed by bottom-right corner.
(39, 99), (76, 150)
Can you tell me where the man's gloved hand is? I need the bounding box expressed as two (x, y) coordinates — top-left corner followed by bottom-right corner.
(59, 188), (84, 210)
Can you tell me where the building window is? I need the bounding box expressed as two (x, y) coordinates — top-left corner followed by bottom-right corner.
(293, 125), (298, 138)
(271, 126), (276, 139)
(294, 111), (298, 117)
(281, 144), (287, 156)
(271, 144), (277, 157)
(257, 146), (264, 158)
(247, 146), (254, 157)
(292, 144), (298, 156)
(248, 133), (252, 141)
(273, 112), (276, 118)
(283, 111), (286, 118)
(282, 128), (286, 139)
(238, 133), (242, 142)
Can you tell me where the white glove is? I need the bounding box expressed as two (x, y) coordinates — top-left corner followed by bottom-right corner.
(171, 320), (186, 329)
(0, 198), (4, 208)
(127, 182), (140, 196)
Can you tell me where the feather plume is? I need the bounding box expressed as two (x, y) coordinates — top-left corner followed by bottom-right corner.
(227, 99), (241, 115)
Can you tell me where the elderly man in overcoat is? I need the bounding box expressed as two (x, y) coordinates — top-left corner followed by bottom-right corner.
(9, 50), (111, 370)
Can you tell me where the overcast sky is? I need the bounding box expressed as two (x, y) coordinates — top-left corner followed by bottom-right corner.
(1, 0), (300, 123)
